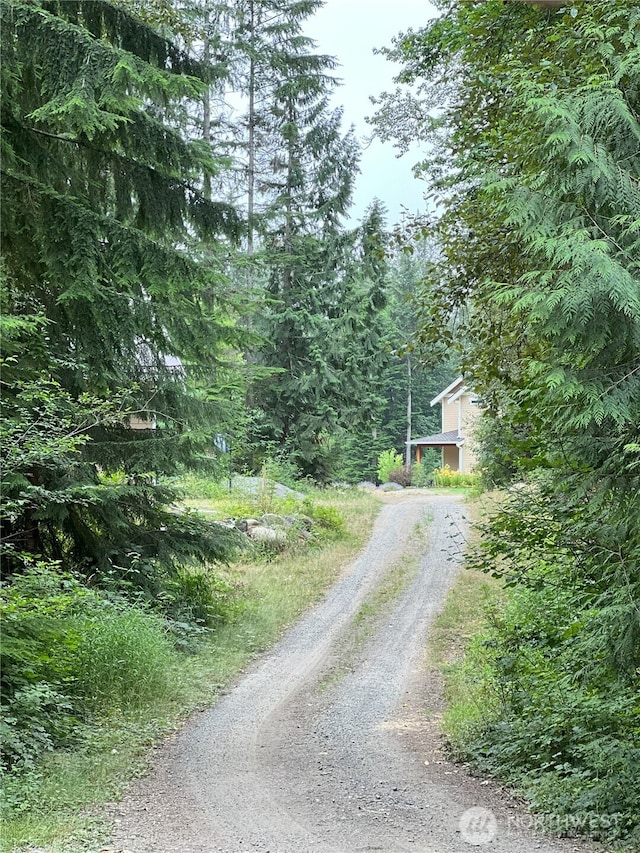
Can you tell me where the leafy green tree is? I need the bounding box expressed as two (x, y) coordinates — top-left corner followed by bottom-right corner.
(372, 0), (640, 841)
(0, 0), (244, 588)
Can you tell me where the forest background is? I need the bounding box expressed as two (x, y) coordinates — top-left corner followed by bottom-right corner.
(1, 0), (638, 850)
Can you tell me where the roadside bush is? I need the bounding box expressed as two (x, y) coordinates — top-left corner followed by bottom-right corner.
(462, 625), (640, 843)
(411, 460), (435, 487)
(388, 467), (412, 487)
(301, 498), (345, 537)
(69, 608), (174, 711)
(0, 684), (76, 770)
(0, 565), (179, 770)
(178, 472), (231, 500)
(377, 449), (403, 484)
(449, 478), (640, 845)
(263, 457), (302, 491)
(160, 568), (244, 630)
(1, 564), (88, 768)
(433, 465), (480, 488)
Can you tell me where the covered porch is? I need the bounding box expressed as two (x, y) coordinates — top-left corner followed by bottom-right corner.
(410, 430), (464, 472)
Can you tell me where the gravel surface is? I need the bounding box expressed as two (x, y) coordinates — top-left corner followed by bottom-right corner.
(107, 493), (600, 853)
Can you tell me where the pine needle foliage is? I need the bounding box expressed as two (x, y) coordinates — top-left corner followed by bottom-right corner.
(252, 202), (392, 481)
(225, 4), (391, 481)
(1, 0), (245, 586)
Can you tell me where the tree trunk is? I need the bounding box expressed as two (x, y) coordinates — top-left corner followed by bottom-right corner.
(247, 0), (256, 254)
(405, 356), (412, 471)
(202, 18), (211, 201)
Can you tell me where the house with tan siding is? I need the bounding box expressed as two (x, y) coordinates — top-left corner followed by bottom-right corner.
(410, 377), (482, 474)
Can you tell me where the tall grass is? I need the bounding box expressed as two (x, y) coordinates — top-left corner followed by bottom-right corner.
(428, 572), (502, 747)
(70, 609), (175, 711)
(424, 493), (504, 746)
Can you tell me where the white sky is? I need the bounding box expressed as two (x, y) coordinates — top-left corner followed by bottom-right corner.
(306, 0), (439, 227)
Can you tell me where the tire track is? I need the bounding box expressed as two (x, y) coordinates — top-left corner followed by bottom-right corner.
(108, 494), (599, 853)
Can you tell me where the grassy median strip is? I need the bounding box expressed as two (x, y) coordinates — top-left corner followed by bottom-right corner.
(317, 514), (432, 692)
(1, 488), (381, 853)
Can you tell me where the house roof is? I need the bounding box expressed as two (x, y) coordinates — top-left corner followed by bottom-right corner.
(430, 376), (464, 407)
(409, 430), (462, 447)
(447, 384), (469, 405)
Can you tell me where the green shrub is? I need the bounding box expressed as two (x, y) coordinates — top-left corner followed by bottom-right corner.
(0, 565), (179, 770)
(69, 608), (174, 711)
(377, 449), (403, 484)
(0, 684), (76, 770)
(411, 460), (435, 487)
(263, 457), (302, 490)
(450, 507), (640, 846)
(301, 498), (346, 536)
(1, 565), (90, 768)
(465, 659), (640, 843)
(177, 472), (231, 500)
(160, 568), (244, 631)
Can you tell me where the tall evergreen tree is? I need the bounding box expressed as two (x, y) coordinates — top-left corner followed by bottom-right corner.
(329, 213), (454, 483)
(226, 2), (386, 480)
(224, 0), (328, 249)
(384, 243), (455, 452)
(0, 0), (244, 589)
(253, 201), (390, 481)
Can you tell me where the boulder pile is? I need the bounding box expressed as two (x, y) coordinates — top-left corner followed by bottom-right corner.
(220, 512), (314, 550)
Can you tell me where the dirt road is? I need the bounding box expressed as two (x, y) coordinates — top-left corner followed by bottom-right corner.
(108, 493), (598, 853)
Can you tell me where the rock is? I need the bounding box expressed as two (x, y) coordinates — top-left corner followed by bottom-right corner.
(231, 476), (304, 500)
(378, 482), (404, 491)
(247, 525), (287, 545)
(261, 513), (287, 527)
(357, 481), (377, 491)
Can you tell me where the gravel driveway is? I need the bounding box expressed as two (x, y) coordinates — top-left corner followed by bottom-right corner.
(107, 493), (599, 853)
